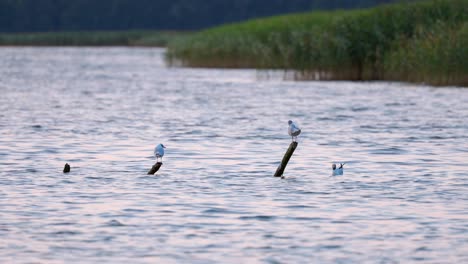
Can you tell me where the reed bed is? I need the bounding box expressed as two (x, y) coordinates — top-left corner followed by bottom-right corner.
(167, 0), (468, 86)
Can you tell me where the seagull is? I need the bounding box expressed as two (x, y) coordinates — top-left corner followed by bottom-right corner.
(154, 143), (166, 163)
(332, 163), (345, 176)
(288, 120), (301, 142)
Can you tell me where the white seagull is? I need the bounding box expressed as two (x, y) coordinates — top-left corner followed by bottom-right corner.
(154, 143), (166, 163)
(288, 120), (301, 142)
(332, 163), (345, 176)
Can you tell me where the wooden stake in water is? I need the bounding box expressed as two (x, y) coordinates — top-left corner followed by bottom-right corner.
(63, 163), (70, 173)
(147, 162), (163, 175)
(274, 142), (298, 177)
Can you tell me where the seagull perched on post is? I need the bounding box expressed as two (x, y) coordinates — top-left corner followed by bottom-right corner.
(288, 120), (301, 142)
(154, 143), (166, 163)
(332, 163), (345, 176)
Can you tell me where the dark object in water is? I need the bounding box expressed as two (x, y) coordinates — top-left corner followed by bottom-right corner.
(274, 141), (298, 177)
(148, 162), (163, 175)
(63, 163), (70, 173)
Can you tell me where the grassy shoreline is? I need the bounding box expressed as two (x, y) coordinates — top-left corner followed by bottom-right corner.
(0, 30), (186, 47)
(167, 0), (468, 86)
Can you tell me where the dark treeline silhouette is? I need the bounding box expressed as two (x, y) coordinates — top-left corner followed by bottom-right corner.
(1, 0), (409, 32)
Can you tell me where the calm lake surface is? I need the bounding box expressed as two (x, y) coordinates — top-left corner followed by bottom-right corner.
(0, 47), (467, 263)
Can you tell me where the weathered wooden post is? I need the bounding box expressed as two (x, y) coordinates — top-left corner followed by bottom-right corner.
(274, 141), (298, 177)
(147, 162), (163, 175)
(63, 163), (70, 173)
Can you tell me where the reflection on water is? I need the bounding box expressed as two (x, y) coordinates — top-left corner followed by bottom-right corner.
(0, 47), (467, 263)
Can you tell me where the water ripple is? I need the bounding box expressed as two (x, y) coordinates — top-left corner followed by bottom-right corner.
(0, 47), (467, 263)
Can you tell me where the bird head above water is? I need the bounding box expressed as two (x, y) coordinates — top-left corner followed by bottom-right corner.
(160, 144), (166, 148)
(288, 120), (292, 125)
(332, 164), (337, 170)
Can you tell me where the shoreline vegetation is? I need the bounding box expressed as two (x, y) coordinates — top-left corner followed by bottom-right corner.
(167, 0), (468, 86)
(0, 31), (185, 47)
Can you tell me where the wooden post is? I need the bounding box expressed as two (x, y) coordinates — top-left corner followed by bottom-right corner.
(147, 162), (163, 175)
(63, 163), (70, 173)
(274, 142), (298, 177)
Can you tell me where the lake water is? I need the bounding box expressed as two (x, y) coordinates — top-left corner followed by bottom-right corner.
(0, 47), (467, 263)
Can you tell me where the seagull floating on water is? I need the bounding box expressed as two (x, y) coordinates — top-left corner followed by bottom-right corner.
(154, 143), (166, 163)
(288, 120), (301, 142)
(332, 163), (345, 176)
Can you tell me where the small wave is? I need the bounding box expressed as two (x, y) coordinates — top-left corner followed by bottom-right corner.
(185, 233), (198, 239)
(61, 180), (75, 184)
(298, 191), (330, 195)
(85, 176), (115, 181)
(291, 217), (327, 221)
(385, 102), (401, 107)
(428, 135), (446, 140)
(159, 210), (174, 213)
(414, 246), (431, 252)
(319, 244), (342, 250)
(263, 234), (290, 239)
(283, 205), (317, 209)
(331, 220), (351, 224)
(51, 230), (81, 236)
(106, 220), (125, 227)
(202, 208), (232, 214)
(371, 147), (407, 155)
(122, 208), (147, 213)
(360, 125), (377, 129)
(239, 215), (276, 221)
(62, 201), (80, 204)
(335, 115), (353, 121)
(49, 222), (76, 226)
(351, 106), (371, 112)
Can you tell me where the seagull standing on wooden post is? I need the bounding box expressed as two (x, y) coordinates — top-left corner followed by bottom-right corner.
(154, 143), (166, 163)
(288, 120), (301, 142)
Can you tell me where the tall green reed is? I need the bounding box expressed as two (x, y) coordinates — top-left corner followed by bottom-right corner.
(167, 0), (468, 86)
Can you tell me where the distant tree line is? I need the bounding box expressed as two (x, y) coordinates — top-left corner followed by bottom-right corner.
(0, 0), (411, 32)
